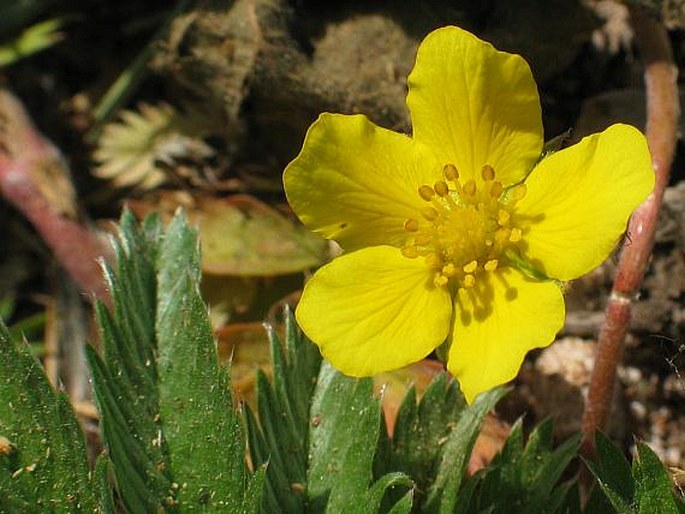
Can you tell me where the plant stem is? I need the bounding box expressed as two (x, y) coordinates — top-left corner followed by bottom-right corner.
(581, 9), (679, 456)
(0, 89), (112, 304)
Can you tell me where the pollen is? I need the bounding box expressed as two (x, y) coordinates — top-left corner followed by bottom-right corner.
(402, 163), (526, 289)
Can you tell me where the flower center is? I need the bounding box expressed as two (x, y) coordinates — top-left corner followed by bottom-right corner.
(401, 163), (527, 289)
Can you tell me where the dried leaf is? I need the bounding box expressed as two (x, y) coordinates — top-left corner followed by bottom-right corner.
(94, 103), (214, 189)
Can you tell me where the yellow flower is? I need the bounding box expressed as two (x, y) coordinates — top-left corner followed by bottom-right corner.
(283, 26), (654, 403)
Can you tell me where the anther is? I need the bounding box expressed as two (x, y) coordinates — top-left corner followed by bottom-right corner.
(442, 263), (456, 277)
(418, 185), (435, 201)
(434, 180), (449, 196)
(509, 228), (522, 242)
(511, 184), (527, 201)
(463, 179), (476, 196)
(415, 233), (431, 245)
(497, 209), (510, 226)
(434, 274), (449, 287)
(484, 259), (498, 272)
(490, 181), (503, 198)
(401, 245), (419, 258)
(443, 163), (459, 181)
(481, 164), (495, 181)
(404, 219), (419, 232)
(463, 274), (476, 288)
(421, 206), (438, 221)
(425, 252), (441, 268)
(462, 260), (478, 274)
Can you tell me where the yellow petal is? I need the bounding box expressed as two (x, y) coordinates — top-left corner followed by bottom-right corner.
(284, 113), (440, 251)
(296, 246), (452, 376)
(514, 124), (654, 281)
(448, 268), (564, 404)
(407, 26), (543, 186)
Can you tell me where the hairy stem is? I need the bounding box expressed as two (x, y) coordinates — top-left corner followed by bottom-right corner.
(581, 9), (679, 456)
(0, 89), (112, 303)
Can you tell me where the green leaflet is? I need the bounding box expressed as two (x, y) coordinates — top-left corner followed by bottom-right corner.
(89, 210), (263, 512)
(246, 314), (415, 513)
(423, 387), (509, 514)
(586, 431), (685, 514)
(0, 321), (98, 512)
(455, 417), (581, 514)
(378, 372), (465, 505)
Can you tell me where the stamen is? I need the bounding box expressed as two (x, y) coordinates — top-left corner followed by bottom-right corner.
(484, 259), (498, 272)
(497, 209), (510, 226)
(443, 163), (459, 181)
(434, 180), (449, 196)
(462, 260), (478, 274)
(490, 181), (503, 198)
(442, 263), (456, 277)
(415, 232), (431, 245)
(406, 164), (526, 279)
(495, 228), (510, 246)
(418, 185), (435, 201)
(511, 184), (527, 201)
(425, 252), (441, 268)
(434, 274), (449, 287)
(481, 164), (495, 181)
(421, 206), (438, 220)
(404, 219), (419, 232)
(402, 245), (418, 258)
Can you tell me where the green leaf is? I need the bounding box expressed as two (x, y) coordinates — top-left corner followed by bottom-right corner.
(593, 431), (635, 504)
(87, 210), (172, 512)
(362, 472), (414, 514)
(156, 212), (262, 511)
(245, 309), (321, 512)
(522, 419), (582, 507)
(89, 209), (263, 512)
(454, 416), (580, 514)
(0, 18), (63, 68)
(423, 386), (508, 513)
(93, 455), (117, 514)
(633, 443), (680, 514)
(382, 373), (464, 507)
(0, 321), (97, 512)
(306, 362), (382, 513)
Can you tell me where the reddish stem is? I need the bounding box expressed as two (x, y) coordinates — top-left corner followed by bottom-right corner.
(0, 89), (111, 304)
(581, 10), (679, 456)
